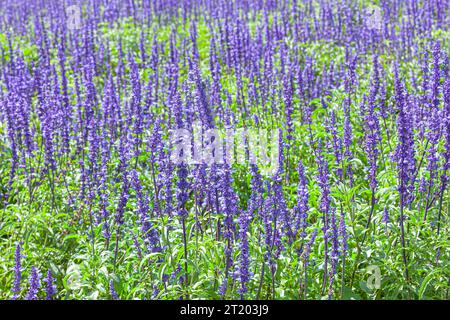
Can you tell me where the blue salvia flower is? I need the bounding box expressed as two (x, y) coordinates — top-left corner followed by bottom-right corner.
(394, 63), (415, 279)
(130, 170), (159, 252)
(382, 207), (390, 225)
(219, 163), (238, 296)
(193, 163), (208, 215)
(364, 55), (381, 191)
(237, 208), (251, 296)
(131, 232), (143, 259)
(425, 42), (443, 194)
(152, 285), (160, 300)
(419, 177), (427, 194)
(109, 280), (119, 300)
(261, 180), (283, 285)
(25, 266), (40, 300)
(394, 64), (416, 206)
(170, 264), (182, 284)
(339, 211), (348, 256)
(44, 270), (55, 300)
(115, 134), (130, 228)
(172, 90), (189, 217)
(273, 174), (293, 243)
(176, 163), (189, 218)
(431, 41), (441, 111)
(303, 229), (318, 266)
(382, 207), (390, 234)
(442, 78), (450, 185)
(248, 164), (264, 218)
(115, 173), (129, 228)
(12, 243), (22, 300)
(218, 278), (228, 297)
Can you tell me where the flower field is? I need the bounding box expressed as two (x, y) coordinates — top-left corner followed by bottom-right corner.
(0, 0), (449, 300)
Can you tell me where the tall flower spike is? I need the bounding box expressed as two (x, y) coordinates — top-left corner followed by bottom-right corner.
(237, 208), (251, 297)
(219, 162), (238, 296)
(12, 243), (22, 300)
(303, 229), (318, 266)
(109, 280), (119, 300)
(365, 55), (381, 191)
(339, 211), (348, 256)
(25, 266), (40, 300)
(394, 63), (414, 279)
(44, 270), (55, 300)
(394, 64), (416, 206)
(382, 207), (390, 225)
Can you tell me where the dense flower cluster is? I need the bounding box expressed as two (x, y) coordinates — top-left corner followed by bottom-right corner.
(1, 0), (449, 300)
